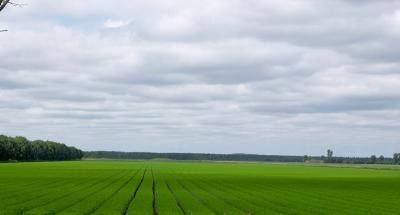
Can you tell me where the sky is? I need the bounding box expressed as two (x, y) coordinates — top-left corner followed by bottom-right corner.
(0, 0), (400, 156)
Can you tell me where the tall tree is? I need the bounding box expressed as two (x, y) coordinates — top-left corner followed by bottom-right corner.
(324, 149), (333, 163)
(370, 155), (377, 164)
(394, 153), (400, 164)
(327, 149), (333, 158)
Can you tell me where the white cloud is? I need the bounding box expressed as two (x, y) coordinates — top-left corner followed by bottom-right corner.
(382, 10), (400, 36)
(0, 0), (400, 156)
(104, 19), (131, 28)
(154, 12), (198, 37)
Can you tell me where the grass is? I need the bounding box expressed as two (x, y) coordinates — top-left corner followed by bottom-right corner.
(0, 160), (400, 214)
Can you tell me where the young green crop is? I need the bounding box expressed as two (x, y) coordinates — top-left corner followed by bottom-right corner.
(152, 170), (183, 215)
(1, 160), (400, 215)
(125, 169), (153, 215)
(92, 169), (144, 215)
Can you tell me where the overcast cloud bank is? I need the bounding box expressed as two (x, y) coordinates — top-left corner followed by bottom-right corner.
(1, 0), (400, 156)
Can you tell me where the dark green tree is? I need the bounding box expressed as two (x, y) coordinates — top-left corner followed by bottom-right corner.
(370, 155), (377, 164)
(324, 149), (333, 163)
(394, 153), (400, 164)
(327, 149), (333, 158)
(0, 134), (83, 161)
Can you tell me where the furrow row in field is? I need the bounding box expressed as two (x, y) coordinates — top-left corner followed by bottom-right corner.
(179, 178), (247, 215)
(58, 169), (142, 215)
(25, 170), (131, 215)
(1, 178), (73, 206)
(151, 170), (158, 215)
(20, 170), (128, 215)
(56, 170), (132, 215)
(6, 178), (78, 210)
(164, 181), (187, 215)
(3, 171), (117, 214)
(0, 178), (51, 199)
(84, 168), (142, 215)
(182, 176), (277, 215)
(172, 170), (322, 214)
(154, 170), (185, 215)
(90, 168), (144, 215)
(0, 178), (92, 213)
(0, 169), (101, 197)
(193, 174), (397, 215)
(222, 177), (392, 214)
(152, 170), (184, 215)
(175, 179), (221, 215)
(198, 176), (323, 215)
(258, 179), (395, 214)
(122, 169), (147, 215)
(126, 169), (153, 215)
(196, 176), (320, 214)
(164, 177), (213, 214)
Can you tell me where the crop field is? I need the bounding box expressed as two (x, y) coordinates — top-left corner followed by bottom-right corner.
(0, 161), (400, 215)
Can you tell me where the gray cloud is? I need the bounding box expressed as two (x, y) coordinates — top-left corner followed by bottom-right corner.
(0, 0), (400, 156)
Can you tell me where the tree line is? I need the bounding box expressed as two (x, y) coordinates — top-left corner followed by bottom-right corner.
(304, 149), (399, 165)
(0, 135), (83, 161)
(85, 150), (400, 164)
(84, 151), (306, 162)
(1, 134), (398, 164)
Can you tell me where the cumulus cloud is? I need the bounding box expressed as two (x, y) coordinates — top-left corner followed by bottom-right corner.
(104, 19), (131, 28)
(0, 0), (400, 156)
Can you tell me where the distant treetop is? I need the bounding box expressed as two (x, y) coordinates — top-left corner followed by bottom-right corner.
(0, 134), (84, 161)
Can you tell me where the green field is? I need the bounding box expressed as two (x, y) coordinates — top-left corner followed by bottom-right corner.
(1, 160), (400, 215)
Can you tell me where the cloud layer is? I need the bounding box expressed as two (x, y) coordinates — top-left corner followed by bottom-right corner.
(1, 0), (400, 156)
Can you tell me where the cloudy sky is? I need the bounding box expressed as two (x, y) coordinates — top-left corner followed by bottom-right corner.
(1, 0), (400, 156)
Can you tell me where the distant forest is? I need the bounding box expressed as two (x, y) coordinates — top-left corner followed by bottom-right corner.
(1, 134), (398, 164)
(84, 151), (398, 165)
(0, 135), (83, 161)
(84, 151), (305, 162)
